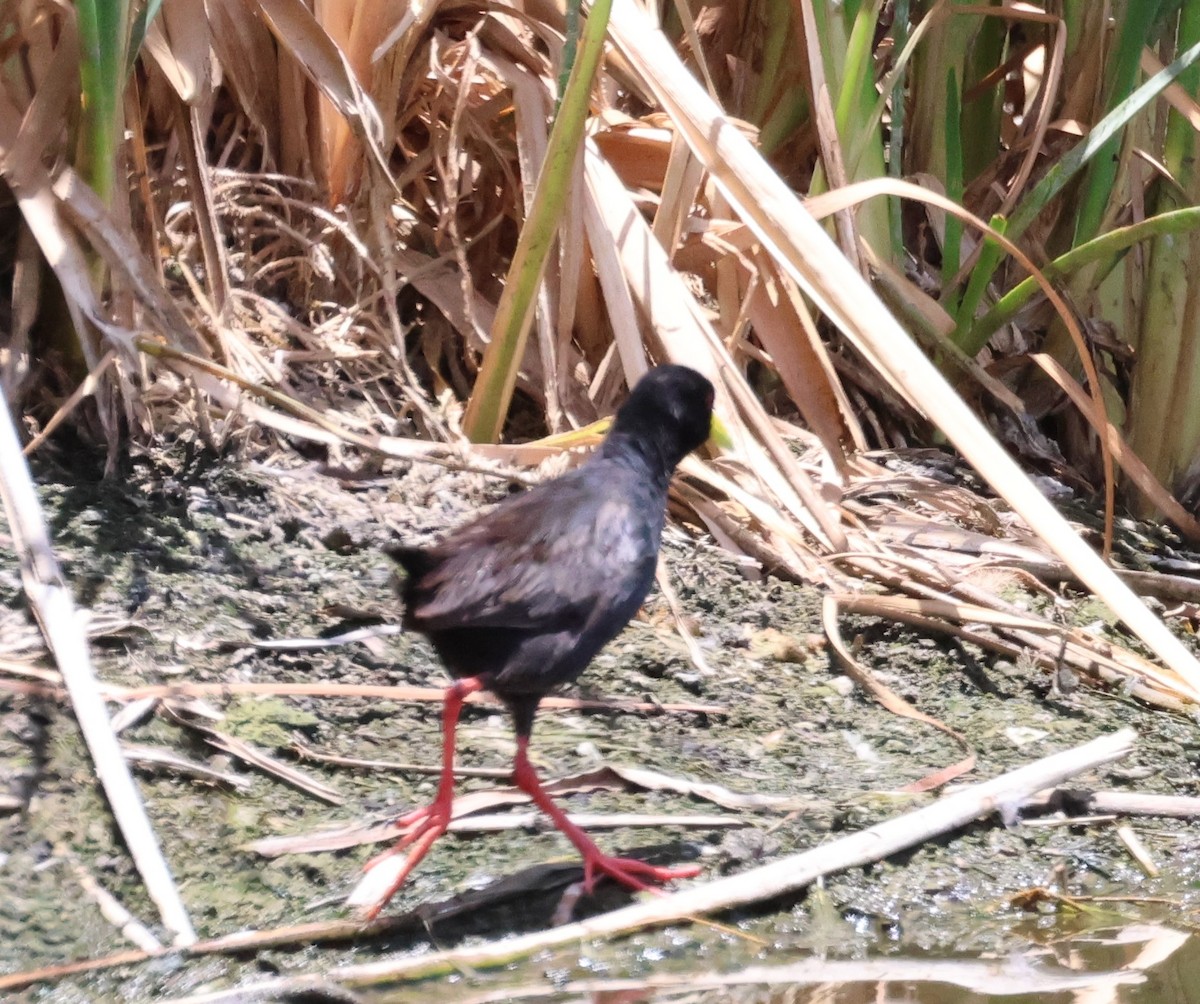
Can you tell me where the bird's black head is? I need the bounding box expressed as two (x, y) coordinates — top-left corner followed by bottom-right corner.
(605, 364), (716, 471)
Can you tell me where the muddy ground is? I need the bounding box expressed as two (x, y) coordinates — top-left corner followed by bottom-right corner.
(3, 447), (1200, 1002)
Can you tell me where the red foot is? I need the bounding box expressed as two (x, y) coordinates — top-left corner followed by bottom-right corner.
(579, 851), (702, 895)
(351, 676), (485, 919)
(512, 736), (699, 896)
(355, 803), (452, 919)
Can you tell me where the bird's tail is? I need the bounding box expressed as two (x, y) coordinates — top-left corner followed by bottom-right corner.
(383, 542), (434, 580)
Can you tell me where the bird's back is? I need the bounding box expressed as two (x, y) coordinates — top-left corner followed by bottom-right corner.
(395, 456), (666, 699)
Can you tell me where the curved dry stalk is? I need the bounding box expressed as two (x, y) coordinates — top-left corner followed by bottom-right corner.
(0, 386), (196, 947)
(822, 595), (976, 791)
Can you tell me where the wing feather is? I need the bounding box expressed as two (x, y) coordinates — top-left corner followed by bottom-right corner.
(399, 467), (659, 632)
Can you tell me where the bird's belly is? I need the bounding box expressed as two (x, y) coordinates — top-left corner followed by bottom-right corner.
(426, 584), (649, 699)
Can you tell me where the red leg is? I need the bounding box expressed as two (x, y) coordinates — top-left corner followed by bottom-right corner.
(511, 736), (701, 894)
(354, 676), (485, 918)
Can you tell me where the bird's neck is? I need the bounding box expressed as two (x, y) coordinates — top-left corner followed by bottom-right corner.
(594, 428), (678, 492)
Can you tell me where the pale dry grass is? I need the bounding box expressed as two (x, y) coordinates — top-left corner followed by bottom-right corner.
(5, 2), (1199, 702)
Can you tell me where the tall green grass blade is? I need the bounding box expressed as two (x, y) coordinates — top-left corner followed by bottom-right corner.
(462, 0), (612, 443)
(1072, 0), (1164, 246)
(1006, 34), (1200, 244)
(1126, 3), (1200, 503)
(957, 32), (1200, 359)
(127, 0), (164, 76)
(973, 207), (1200, 341)
(753, 0), (793, 127)
(907, 4), (972, 186)
(887, 0), (910, 251)
(806, 0), (891, 256)
(842, 0), (891, 257)
(759, 92), (810, 156)
(942, 70), (963, 293)
(75, 0), (131, 203)
(833, 0), (880, 136)
(555, 0), (581, 114)
(952, 214), (1007, 354)
(805, 0), (843, 99)
(959, 5), (1004, 184)
(1163, 5), (1200, 187)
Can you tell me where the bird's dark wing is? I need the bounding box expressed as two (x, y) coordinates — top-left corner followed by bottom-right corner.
(398, 470), (659, 633)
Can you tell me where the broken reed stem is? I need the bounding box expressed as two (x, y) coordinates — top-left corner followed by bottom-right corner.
(0, 385), (196, 947)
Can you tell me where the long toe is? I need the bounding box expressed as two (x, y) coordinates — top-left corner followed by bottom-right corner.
(390, 803), (444, 850)
(584, 853), (702, 894)
(349, 805), (453, 917)
(362, 806), (440, 870)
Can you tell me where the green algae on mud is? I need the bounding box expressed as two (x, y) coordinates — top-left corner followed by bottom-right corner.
(3, 451), (1200, 1000)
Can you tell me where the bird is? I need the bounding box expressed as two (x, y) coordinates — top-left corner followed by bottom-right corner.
(351, 364), (725, 918)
